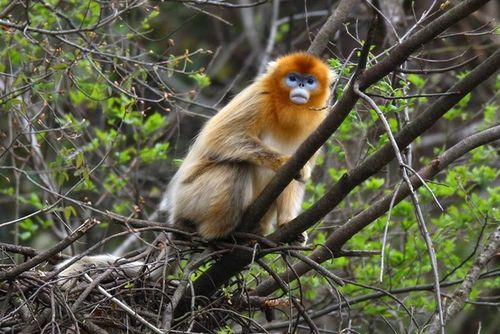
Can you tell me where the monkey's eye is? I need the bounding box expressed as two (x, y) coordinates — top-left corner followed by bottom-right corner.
(285, 74), (299, 87)
(305, 77), (317, 89)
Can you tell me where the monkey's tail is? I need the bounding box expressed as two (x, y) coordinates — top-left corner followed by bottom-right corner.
(55, 254), (148, 289)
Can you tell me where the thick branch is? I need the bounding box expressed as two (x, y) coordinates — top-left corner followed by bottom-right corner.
(307, 0), (359, 56)
(0, 242), (66, 262)
(268, 48), (500, 243)
(261, 271), (500, 331)
(254, 124), (500, 296)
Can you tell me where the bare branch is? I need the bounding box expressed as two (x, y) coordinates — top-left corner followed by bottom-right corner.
(254, 124), (500, 296)
(354, 81), (444, 332)
(307, 0), (360, 56)
(0, 219), (98, 281)
(427, 225), (500, 333)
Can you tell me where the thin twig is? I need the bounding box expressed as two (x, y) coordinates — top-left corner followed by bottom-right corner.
(82, 273), (164, 334)
(258, 0), (280, 74)
(380, 181), (402, 282)
(0, 219), (98, 281)
(162, 249), (214, 330)
(427, 225), (500, 333)
(353, 82), (445, 333)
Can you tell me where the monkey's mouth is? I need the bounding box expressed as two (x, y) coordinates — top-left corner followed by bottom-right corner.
(290, 91), (309, 105)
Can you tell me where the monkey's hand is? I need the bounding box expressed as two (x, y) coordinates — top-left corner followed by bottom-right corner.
(273, 155), (291, 171)
(294, 164), (312, 183)
(289, 231), (308, 247)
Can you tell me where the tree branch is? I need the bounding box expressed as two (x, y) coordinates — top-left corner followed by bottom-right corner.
(307, 0), (359, 57)
(0, 219), (98, 281)
(254, 124), (500, 296)
(427, 225), (500, 333)
(268, 48), (499, 245)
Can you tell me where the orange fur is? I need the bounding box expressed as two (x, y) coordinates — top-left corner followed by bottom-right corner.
(166, 52), (334, 240)
(258, 52), (331, 141)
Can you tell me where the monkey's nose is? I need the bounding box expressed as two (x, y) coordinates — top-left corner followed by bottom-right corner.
(290, 88), (309, 105)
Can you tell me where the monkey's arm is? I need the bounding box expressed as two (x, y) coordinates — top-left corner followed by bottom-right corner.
(203, 128), (290, 171)
(229, 135), (289, 171)
(193, 84), (290, 171)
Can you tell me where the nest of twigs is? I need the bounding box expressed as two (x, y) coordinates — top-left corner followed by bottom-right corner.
(1, 267), (173, 333)
(0, 250), (281, 334)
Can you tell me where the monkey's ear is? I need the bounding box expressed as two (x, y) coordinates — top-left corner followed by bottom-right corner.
(265, 60), (278, 74)
(328, 68), (338, 85)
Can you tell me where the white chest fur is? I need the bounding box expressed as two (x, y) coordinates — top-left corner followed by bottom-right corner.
(260, 131), (302, 155)
(251, 131), (301, 195)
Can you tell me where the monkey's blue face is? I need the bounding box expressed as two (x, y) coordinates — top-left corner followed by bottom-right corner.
(285, 73), (318, 105)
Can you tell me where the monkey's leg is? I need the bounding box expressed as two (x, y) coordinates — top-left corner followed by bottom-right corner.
(276, 180), (308, 245)
(276, 181), (305, 226)
(173, 164), (253, 240)
(252, 203), (277, 236)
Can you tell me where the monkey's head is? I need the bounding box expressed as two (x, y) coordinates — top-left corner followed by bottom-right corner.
(265, 52), (335, 108)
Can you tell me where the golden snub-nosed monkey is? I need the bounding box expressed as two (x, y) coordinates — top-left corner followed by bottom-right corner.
(165, 52), (335, 242)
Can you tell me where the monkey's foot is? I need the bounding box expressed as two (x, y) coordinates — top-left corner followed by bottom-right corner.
(289, 231), (308, 247)
(294, 165), (312, 183)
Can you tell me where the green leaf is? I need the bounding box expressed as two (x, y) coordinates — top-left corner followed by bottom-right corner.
(365, 177), (384, 190)
(64, 206), (77, 221)
(275, 23), (290, 42)
(29, 193), (43, 209)
(19, 231), (32, 240)
(140, 143), (169, 163)
(75, 152), (84, 168)
(483, 103), (498, 125)
(189, 73), (211, 88)
(407, 74), (425, 89)
(328, 168), (347, 182)
(143, 112), (167, 135)
(117, 150), (132, 164)
(20, 218), (34, 231)
(51, 63), (68, 70)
